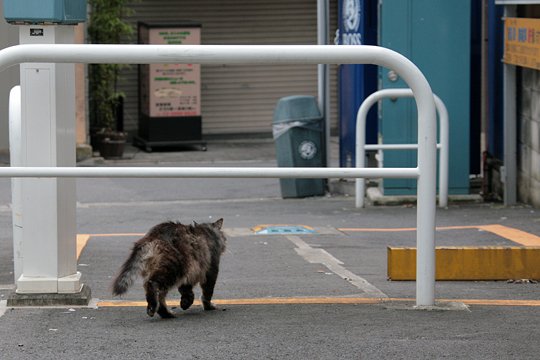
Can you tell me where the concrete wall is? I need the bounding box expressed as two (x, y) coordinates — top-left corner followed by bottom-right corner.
(518, 67), (540, 207)
(0, 1), (20, 153)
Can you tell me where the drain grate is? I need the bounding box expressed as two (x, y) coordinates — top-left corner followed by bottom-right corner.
(253, 225), (316, 235)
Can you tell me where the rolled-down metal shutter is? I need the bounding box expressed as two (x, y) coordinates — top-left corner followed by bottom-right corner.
(118, 0), (337, 136)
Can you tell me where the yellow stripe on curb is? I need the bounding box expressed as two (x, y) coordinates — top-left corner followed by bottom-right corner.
(96, 297), (540, 308)
(388, 246), (540, 280)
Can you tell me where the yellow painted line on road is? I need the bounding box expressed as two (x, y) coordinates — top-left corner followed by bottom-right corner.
(87, 233), (145, 237)
(339, 227), (418, 232)
(76, 234), (91, 260)
(76, 233), (144, 260)
(77, 224), (540, 261)
(97, 297), (382, 307)
(339, 225), (479, 232)
(96, 297), (540, 308)
(476, 224), (540, 246)
(456, 299), (540, 307)
(339, 224), (540, 247)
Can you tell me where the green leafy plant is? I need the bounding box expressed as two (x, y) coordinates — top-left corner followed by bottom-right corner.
(87, 0), (134, 133)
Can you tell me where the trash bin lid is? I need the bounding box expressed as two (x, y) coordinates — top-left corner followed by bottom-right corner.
(273, 95), (322, 124)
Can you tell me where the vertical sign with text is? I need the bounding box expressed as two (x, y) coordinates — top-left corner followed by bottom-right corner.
(504, 17), (540, 70)
(144, 27), (201, 118)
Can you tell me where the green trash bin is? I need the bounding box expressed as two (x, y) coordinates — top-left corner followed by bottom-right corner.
(273, 95), (326, 198)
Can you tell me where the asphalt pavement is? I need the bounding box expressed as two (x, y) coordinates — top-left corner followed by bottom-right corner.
(0, 138), (539, 359)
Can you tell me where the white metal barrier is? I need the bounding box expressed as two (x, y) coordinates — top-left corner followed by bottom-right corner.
(355, 89), (449, 208)
(0, 44), (437, 306)
(9, 85), (22, 282)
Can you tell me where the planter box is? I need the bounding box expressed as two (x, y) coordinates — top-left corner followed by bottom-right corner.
(99, 139), (125, 160)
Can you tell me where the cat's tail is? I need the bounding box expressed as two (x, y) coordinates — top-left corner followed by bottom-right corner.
(112, 243), (144, 296)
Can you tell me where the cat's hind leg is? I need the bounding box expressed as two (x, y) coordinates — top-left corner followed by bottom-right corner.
(144, 280), (159, 317)
(144, 276), (175, 319)
(156, 287), (174, 319)
(178, 284), (195, 310)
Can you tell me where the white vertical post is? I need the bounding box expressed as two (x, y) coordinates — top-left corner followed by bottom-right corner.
(16, 25), (80, 294)
(9, 85), (22, 282)
(434, 95), (449, 208)
(415, 95), (437, 308)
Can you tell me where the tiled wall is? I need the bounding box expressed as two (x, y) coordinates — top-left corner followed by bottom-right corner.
(518, 67), (540, 207)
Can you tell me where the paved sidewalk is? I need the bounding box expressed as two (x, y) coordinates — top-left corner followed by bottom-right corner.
(0, 138), (539, 359)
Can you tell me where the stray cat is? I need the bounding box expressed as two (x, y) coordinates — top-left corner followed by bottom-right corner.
(112, 218), (226, 319)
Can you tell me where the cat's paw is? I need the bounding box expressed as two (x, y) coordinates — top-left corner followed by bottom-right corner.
(157, 310), (175, 319)
(146, 306), (156, 317)
(157, 304), (175, 318)
(202, 301), (217, 311)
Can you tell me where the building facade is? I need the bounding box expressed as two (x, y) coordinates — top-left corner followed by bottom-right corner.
(495, 0), (540, 207)
(119, 0), (339, 138)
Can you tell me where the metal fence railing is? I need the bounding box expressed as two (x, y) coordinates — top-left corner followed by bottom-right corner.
(0, 44), (437, 306)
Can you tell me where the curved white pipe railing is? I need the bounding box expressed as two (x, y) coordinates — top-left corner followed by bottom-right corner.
(1, 44), (437, 306)
(355, 89), (449, 208)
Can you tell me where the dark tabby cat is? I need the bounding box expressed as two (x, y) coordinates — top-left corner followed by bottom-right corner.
(112, 218), (226, 319)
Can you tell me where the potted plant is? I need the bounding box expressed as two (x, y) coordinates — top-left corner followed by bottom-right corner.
(87, 0), (134, 159)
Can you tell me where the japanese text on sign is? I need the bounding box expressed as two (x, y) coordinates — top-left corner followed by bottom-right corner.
(504, 17), (540, 70)
(148, 27), (201, 117)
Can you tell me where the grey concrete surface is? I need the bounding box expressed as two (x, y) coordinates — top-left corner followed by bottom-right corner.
(0, 138), (539, 359)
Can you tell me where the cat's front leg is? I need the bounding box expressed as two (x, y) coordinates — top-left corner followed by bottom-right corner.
(179, 284), (195, 310)
(201, 268), (219, 310)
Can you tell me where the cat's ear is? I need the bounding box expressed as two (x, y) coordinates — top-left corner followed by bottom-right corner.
(213, 218), (224, 230)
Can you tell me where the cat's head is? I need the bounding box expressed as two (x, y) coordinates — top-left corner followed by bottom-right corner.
(192, 218), (223, 230)
(208, 218), (227, 249)
(192, 218), (226, 246)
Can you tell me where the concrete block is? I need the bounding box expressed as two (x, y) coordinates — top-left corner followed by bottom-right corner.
(530, 90), (540, 122)
(76, 143), (92, 162)
(7, 284), (91, 307)
(388, 247), (540, 281)
(531, 118), (540, 152)
(519, 143), (531, 178)
(531, 148), (540, 181)
(520, 88), (532, 120)
(522, 68), (535, 90)
(518, 171), (531, 204)
(530, 177), (540, 208)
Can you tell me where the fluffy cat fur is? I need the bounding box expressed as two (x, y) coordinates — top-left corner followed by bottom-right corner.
(112, 218), (226, 319)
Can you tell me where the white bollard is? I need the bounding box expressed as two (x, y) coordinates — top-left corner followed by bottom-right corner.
(9, 85), (22, 282)
(15, 26), (80, 294)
